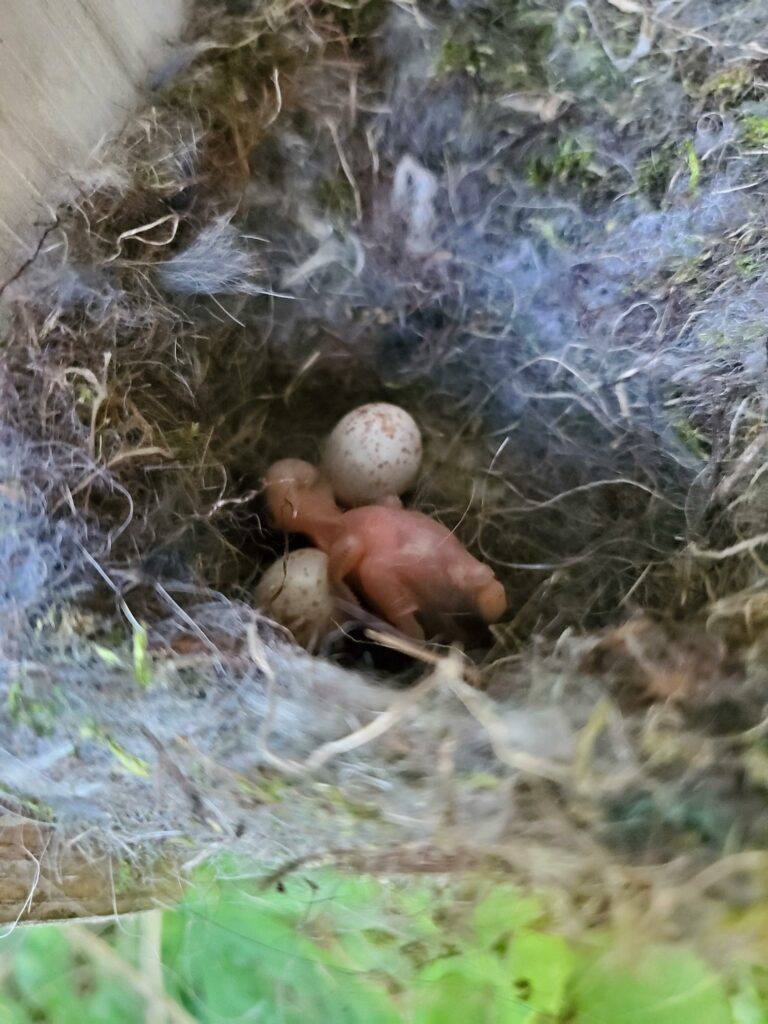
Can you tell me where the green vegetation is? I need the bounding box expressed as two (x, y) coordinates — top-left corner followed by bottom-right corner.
(734, 255), (763, 279)
(700, 321), (767, 350)
(5, 679), (58, 737)
(527, 136), (598, 189)
(738, 114), (768, 147)
(673, 417), (710, 460)
(684, 139), (701, 194)
(697, 65), (755, 107)
(315, 175), (358, 219)
(132, 622), (153, 688)
(635, 146), (676, 207)
(0, 870), (765, 1022)
(439, 35), (495, 79)
(437, 5), (554, 91)
(79, 721), (150, 777)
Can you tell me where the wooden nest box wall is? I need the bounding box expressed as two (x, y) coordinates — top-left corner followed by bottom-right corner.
(0, 0), (186, 273)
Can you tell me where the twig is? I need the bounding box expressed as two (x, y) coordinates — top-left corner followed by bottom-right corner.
(365, 628), (482, 686)
(446, 676), (570, 785)
(78, 545), (145, 635)
(0, 216), (59, 297)
(303, 654), (461, 773)
(139, 726), (228, 833)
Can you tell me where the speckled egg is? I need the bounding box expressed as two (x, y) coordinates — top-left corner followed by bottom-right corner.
(256, 548), (334, 647)
(323, 402), (422, 506)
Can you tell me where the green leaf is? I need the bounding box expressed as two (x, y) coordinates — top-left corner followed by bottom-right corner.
(572, 945), (733, 1024)
(415, 955), (533, 1024)
(474, 886), (543, 947)
(93, 644), (125, 668)
(105, 736), (150, 777)
(508, 931), (576, 1017)
(419, 951), (511, 988)
(169, 879), (401, 1023)
(80, 722), (149, 777)
(3, 872), (767, 1024)
(731, 971), (768, 1024)
(12, 930), (78, 1024)
(0, 996), (25, 1024)
(132, 623), (152, 687)
(684, 139), (701, 192)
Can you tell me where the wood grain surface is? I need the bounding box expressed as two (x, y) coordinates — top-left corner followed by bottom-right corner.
(0, 0), (186, 273)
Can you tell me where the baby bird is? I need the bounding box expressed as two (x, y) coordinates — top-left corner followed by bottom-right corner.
(325, 504), (507, 640)
(264, 458), (343, 550)
(263, 459), (506, 640)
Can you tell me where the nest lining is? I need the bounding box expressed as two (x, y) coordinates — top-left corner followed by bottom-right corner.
(1, 0), (768, 943)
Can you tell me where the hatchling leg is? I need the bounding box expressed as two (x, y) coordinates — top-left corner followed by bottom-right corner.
(356, 558), (424, 639)
(327, 533), (365, 584)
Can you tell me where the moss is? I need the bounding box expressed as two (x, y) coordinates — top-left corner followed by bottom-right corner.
(438, 34), (531, 90)
(700, 323), (766, 349)
(734, 255), (763, 279)
(315, 174), (357, 219)
(246, 772), (289, 804)
(528, 135), (598, 189)
(437, 3), (554, 92)
(438, 36), (490, 79)
(6, 679), (59, 737)
(547, 7), (620, 99)
(670, 253), (707, 287)
(635, 147), (676, 207)
(698, 64), (755, 107)
(739, 114), (768, 147)
(683, 139), (701, 194)
(698, 329), (729, 349)
(114, 858), (138, 895)
(673, 418), (709, 460)
(317, 783), (383, 821)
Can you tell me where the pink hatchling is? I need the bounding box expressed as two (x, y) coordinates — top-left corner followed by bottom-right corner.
(264, 459), (506, 640)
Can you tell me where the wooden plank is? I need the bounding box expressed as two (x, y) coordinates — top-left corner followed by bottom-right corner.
(0, 0), (187, 272)
(0, 818), (180, 923)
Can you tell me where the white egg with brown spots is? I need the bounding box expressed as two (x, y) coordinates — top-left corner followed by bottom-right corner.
(323, 402), (422, 506)
(256, 548), (334, 647)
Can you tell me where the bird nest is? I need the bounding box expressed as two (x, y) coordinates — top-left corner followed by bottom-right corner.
(1, 0), (768, 953)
